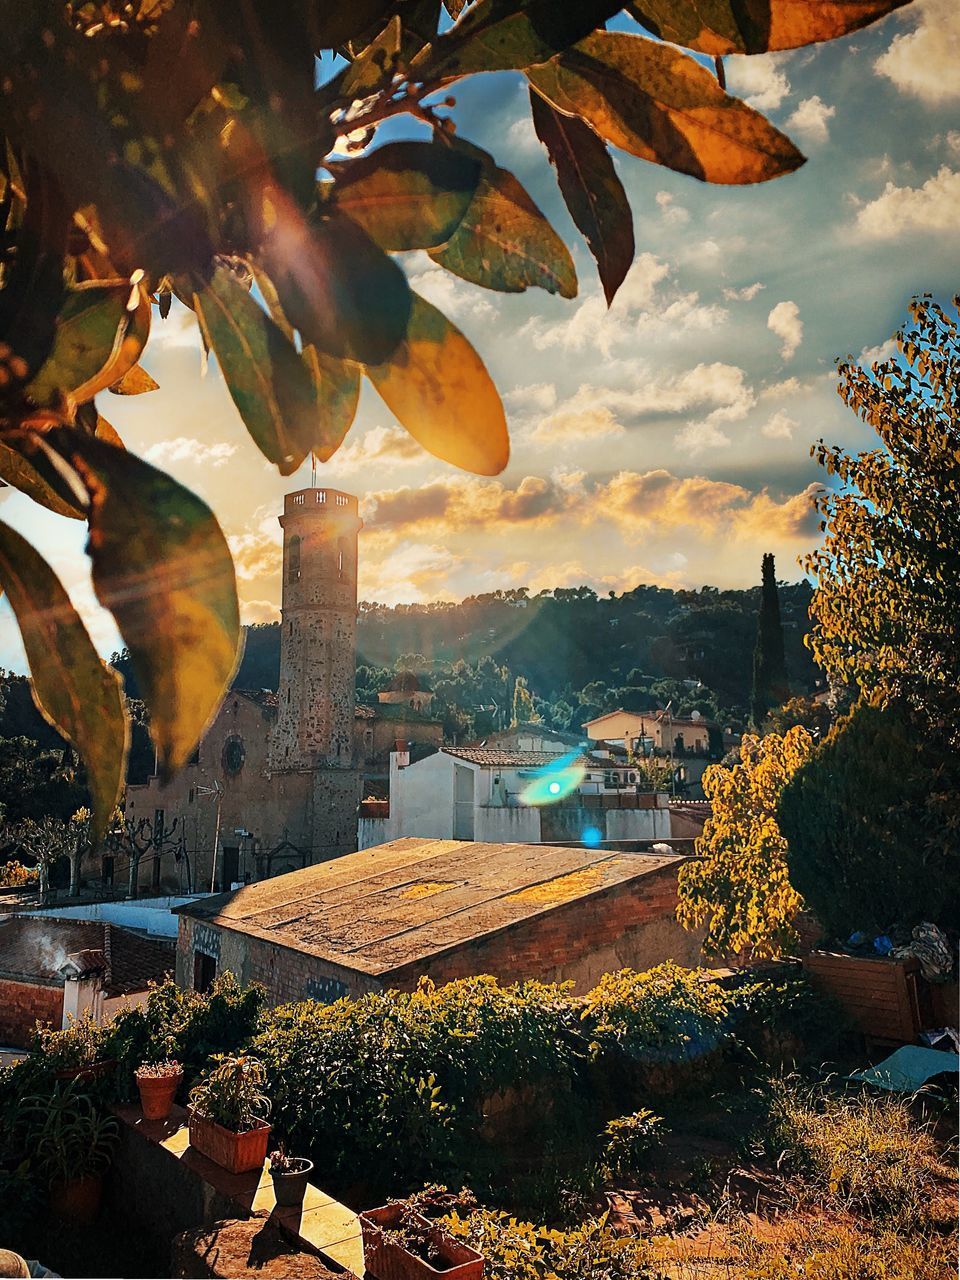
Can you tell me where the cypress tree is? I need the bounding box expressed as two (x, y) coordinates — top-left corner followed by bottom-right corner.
(750, 553), (790, 727)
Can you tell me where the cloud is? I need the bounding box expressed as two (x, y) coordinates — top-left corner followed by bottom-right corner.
(328, 425), (423, 473)
(855, 165), (960, 238)
(674, 421), (731, 455)
(241, 599), (281, 625)
(761, 410), (797, 439)
(547, 363), (755, 430)
(358, 543), (463, 605)
(767, 301), (803, 360)
(760, 376), (802, 398)
(723, 282), (765, 302)
(228, 511), (282, 582)
(785, 96), (836, 143)
(145, 437), (236, 468)
(875, 0), (960, 103)
(656, 190), (690, 225)
(532, 405), (624, 444)
(729, 483), (821, 541)
(725, 53), (791, 110)
(504, 382), (557, 414)
(405, 259), (496, 323)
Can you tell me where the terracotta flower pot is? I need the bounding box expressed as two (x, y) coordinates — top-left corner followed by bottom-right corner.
(361, 1205), (483, 1280)
(54, 1058), (116, 1083)
(136, 1070), (183, 1121)
(49, 1173), (104, 1225)
(188, 1111), (271, 1174)
(270, 1158), (314, 1208)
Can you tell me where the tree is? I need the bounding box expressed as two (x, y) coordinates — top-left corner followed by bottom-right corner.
(0, 1), (915, 829)
(2, 811), (87, 902)
(676, 727), (815, 961)
(511, 677), (536, 726)
(763, 695), (833, 739)
(804, 295), (960, 738)
(777, 700), (959, 938)
(750, 554), (789, 728)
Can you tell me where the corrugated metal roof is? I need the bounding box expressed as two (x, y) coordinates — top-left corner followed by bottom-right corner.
(175, 838), (682, 977)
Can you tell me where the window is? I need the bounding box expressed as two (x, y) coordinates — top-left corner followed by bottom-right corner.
(293, 493), (304, 506)
(316, 490), (326, 503)
(194, 950), (217, 994)
(287, 535), (301, 583)
(337, 537), (346, 580)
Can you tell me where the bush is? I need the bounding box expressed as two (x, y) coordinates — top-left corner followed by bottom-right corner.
(0, 860), (37, 888)
(600, 1110), (664, 1179)
(442, 1209), (648, 1280)
(582, 963), (731, 1067)
(727, 969), (850, 1066)
(254, 976), (583, 1192)
(762, 1080), (948, 1228)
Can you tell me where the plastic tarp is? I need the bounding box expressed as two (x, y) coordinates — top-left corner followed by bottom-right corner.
(850, 1045), (960, 1093)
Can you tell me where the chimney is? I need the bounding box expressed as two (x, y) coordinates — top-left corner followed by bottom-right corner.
(394, 739), (410, 768)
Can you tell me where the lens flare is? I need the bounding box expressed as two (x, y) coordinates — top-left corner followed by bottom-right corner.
(520, 751), (586, 806)
(582, 826), (603, 847)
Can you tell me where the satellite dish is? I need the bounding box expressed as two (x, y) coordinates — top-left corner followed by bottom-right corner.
(690, 710), (701, 720)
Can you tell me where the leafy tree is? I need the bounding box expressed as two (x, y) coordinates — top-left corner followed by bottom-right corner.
(511, 676), (536, 726)
(764, 695), (833, 739)
(676, 727), (815, 961)
(750, 553), (789, 728)
(1, 811), (86, 901)
(804, 295), (960, 738)
(778, 700), (959, 938)
(0, 0), (913, 827)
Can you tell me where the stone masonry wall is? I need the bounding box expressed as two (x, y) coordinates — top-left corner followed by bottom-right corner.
(0, 977), (63, 1046)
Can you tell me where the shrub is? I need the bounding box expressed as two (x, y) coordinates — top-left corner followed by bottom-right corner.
(0, 860), (37, 888)
(762, 1080), (948, 1228)
(600, 1110), (665, 1179)
(442, 1209), (648, 1280)
(188, 1053), (271, 1132)
(736, 1222), (957, 1280)
(726, 970), (850, 1066)
(582, 963), (731, 1067)
(31, 1012), (106, 1073)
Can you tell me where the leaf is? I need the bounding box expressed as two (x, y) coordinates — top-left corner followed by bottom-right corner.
(365, 291), (509, 476)
(443, 0), (469, 16)
(527, 31), (805, 184)
(625, 0), (912, 55)
(530, 88), (633, 305)
(52, 430), (240, 776)
(341, 16), (402, 97)
(429, 142), (576, 297)
(110, 364), (160, 395)
(414, 0), (624, 77)
(259, 211), (413, 365)
(302, 347), (362, 463)
(25, 281), (129, 407)
(0, 518), (127, 837)
(0, 435), (86, 519)
(193, 263), (314, 474)
(332, 141), (482, 251)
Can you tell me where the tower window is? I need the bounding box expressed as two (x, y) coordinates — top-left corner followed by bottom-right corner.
(287, 535), (301, 583)
(316, 490), (326, 504)
(337, 537), (345, 580)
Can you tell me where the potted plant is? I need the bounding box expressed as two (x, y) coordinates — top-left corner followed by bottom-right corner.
(188, 1053), (271, 1174)
(17, 1082), (118, 1226)
(35, 1015), (114, 1082)
(268, 1146), (314, 1208)
(135, 1057), (183, 1121)
(361, 1204), (483, 1280)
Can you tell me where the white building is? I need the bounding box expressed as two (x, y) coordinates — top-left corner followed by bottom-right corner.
(358, 746), (675, 849)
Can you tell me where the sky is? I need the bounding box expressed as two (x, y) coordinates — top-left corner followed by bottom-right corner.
(1, 0), (958, 671)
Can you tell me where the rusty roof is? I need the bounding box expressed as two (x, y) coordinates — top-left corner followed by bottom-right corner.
(175, 838), (683, 978)
(442, 747), (603, 769)
(0, 917), (174, 994)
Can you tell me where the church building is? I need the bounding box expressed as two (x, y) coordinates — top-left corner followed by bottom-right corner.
(121, 487), (365, 894)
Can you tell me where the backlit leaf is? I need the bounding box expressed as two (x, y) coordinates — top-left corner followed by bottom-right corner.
(110, 363), (160, 395)
(625, 0), (912, 55)
(415, 0), (623, 77)
(365, 292), (509, 476)
(260, 212), (412, 365)
(429, 142), (576, 297)
(302, 347), (361, 464)
(332, 141), (482, 251)
(527, 31), (805, 184)
(530, 88), (634, 305)
(193, 263), (314, 474)
(0, 435), (86, 519)
(341, 16), (402, 96)
(54, 431), (240, 775)
(25, 280), (129, 407)
(0, 518), (127, 837)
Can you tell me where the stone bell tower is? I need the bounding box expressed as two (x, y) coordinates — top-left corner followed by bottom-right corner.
(270, 487), (362, 854)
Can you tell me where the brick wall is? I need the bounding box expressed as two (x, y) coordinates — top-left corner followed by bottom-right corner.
(0, 977), (63, 1047)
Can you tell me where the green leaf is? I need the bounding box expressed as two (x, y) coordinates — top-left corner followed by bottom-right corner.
(429, 142), (576, 298)
(302, 347), (361, 464)
(25, 281), (129, 407)
(527, 31), (805, 184)
(0, 518), (127, 838)
(341, 16), (402, 97)
(193, 263), (314, 474)
(109, 363), (159, 395)
(625, 0), (912, 55)
(365, 292), (509, 476)
(260, 212), (413, 365)
(530, 87), (634, 305)
(414, 0), (623, 77)
(0, 435), (86, 519)
(332, 141), (482, 251)
(52, 431), (240, 776)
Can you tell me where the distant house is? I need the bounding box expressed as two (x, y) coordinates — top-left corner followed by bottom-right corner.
(358, 746), (676, 848)
(377, 671), (435, 714)
(477, 723), (584, 753)
(0, 916), (174, 1051)
(581, 708), (725, 798)
(174, 838), (701, 1005)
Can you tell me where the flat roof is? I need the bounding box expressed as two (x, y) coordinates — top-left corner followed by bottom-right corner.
(176, 838), (682, 978)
